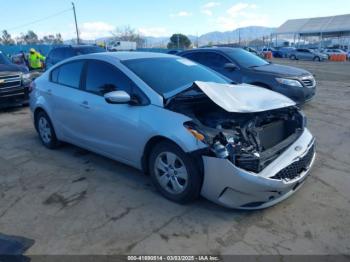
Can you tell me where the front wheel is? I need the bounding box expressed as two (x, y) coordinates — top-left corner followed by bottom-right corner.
(313, 56), (321, 62)
(149, 141), (202, 204)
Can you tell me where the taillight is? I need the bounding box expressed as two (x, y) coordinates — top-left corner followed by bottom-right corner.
(28, 81), (36, 93)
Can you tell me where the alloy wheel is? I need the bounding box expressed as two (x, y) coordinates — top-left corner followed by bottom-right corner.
(38, 116), (52, 144)
(154, 152), (188, 195)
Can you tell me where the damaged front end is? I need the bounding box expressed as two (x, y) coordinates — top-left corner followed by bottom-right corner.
(166, 82), (305, 174)
(166, 81), (315, 209)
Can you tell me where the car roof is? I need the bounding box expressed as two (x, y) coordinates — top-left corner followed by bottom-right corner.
(73, 51), (176, 61)
(180, 47), (238, 54)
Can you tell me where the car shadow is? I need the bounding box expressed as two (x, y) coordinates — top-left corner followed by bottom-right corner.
(51, 142), (257, 215)
(0, 104), (28, 114)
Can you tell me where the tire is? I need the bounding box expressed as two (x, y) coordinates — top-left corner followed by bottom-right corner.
(313, 56), (321, 62)
(290, 55), (296, 60)
(35, 111), (60, 149)
(148, 141), (202, 204)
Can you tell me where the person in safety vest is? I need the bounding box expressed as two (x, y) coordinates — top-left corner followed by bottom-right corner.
(28, 48), (45, 70)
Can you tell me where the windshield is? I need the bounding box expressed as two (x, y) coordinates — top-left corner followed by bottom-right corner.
(227, 49), (269, 68)
(0, 53), (11, 65)
(123, 57), (229, 95)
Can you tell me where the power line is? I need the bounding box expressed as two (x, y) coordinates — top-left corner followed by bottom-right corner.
(6, 8), (72, 32)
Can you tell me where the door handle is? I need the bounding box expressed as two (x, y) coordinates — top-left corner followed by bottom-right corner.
(47, 89), (52, 95)
(80, 101), (90, 109)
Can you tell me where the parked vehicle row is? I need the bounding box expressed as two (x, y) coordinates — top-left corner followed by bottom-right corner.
(30, 52), (316, 209)
(253, 46), (349, 61)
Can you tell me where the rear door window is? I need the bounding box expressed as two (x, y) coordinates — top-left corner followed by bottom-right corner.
(47, 49), (58, 62)
(53, 48), (65, 62)
(51, 61), (84, 89)
(62, 48), (76, 60)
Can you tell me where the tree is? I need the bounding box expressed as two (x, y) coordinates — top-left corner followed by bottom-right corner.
(1, 30), (15, 45)
(53, 33), (63, 44)
(167, 34), (191, 49)
(41, 34), (63, 45)
(111, 25), (145, 48)
(42, 35), (55, 44)
(15, 34), (26, 45)
(23, 30), (39, 45)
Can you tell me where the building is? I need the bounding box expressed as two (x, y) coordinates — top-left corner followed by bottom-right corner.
(274, 14), (350, 48)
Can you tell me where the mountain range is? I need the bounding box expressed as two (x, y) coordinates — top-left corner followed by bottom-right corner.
(86, 26), (276, 47)
(143, 26), (276, 47)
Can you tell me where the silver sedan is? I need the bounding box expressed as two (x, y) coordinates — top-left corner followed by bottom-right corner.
(30, 52), (316, 209)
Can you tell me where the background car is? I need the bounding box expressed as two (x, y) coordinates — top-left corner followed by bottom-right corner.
(259, 47), (280, 58)
(289, 48), (328, 61)
(321, 49), (347, 59)
(278, 47), (296, 58)
(0, 51), (31, 108)
(30, 52), (315, 209)
(45, 45), (105, 70)
(242, 46), (259, 56)
(178, 47), (316, 104)
(11, 53), (29, 71)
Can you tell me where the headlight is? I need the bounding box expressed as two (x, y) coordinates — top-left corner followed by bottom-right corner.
(276, 78), (303, 87)
(186, 127), (205, 141)
(184, 123), (206, 142)
(22, 73), (31, 84)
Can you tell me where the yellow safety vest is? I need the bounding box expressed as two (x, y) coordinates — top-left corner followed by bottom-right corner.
(28, 52), (45, 69)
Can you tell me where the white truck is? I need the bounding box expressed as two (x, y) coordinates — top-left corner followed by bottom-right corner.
(109, 41), (137, 51)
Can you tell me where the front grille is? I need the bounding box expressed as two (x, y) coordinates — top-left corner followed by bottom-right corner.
(0, 74), (22, 89)
(300, 77), (315, 88)
(0, 74), (23, 97)
(271, 145), (315, 181)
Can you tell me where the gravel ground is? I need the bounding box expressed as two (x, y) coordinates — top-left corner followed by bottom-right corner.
(0, 59), (349, 255)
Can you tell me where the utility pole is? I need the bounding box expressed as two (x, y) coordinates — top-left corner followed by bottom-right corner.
(72, 2), (80, 44)
(238, 28), (241, 46)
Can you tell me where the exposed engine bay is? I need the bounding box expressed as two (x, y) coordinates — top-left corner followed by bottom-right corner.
(166, 86), (305, 173)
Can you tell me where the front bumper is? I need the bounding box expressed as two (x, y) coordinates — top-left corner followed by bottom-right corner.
(200, 129), (316, 210)
(277, 84), (316, 104)
(0, 87), (29, 108)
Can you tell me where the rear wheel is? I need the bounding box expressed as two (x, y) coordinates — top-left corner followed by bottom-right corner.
(313, 56), (321, 62)
(35, 111), (60, 149)
(149, 141), (202, 204)
(290, 55), (297, 60)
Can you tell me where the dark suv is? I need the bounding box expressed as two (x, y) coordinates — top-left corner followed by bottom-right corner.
(45, 45), (105, 70)
(178, 47), (316, 104)
(0, 51), (31, 108)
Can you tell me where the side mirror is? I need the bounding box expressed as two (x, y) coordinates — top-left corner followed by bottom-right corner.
(104, 91), (131, 104)
(224, 63), (238, 71)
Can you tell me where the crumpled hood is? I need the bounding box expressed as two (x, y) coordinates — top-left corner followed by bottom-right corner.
(253, 64), (310, 77)
(194, 81), (295, 113)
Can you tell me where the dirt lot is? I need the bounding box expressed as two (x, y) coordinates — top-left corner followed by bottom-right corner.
(0, 59), (350, 255)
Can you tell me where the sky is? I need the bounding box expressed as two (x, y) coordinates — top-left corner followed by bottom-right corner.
(1, 0), (349, 40)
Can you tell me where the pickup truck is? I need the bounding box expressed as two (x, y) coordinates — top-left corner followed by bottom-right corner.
(0, 51), (31, 108)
